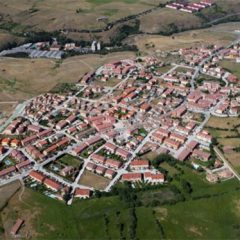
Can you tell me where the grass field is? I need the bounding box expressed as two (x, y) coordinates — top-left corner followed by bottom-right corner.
(0, 0), (164, 32)
(220, 60), (240, 78)
(57, 154), (82, 168)
(0, 167), (240, 239)
(156, 190), (240, 239)
(139, 7), (203, 34)
(0, 30), (24, 50)
(206, 116), (240, 129)
(79, 171), (111, 190)
(0, 51), (135, 102)
(130, 22), (238, 54)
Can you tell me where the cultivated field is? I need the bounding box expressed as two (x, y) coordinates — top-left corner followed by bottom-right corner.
(0, 51), (135, 102)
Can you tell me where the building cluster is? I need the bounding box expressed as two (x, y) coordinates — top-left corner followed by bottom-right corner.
(166, 0), (215, 13)
(0, 39), (102, 59)
(0, 41), (239, 204)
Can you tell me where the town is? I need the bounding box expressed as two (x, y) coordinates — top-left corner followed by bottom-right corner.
(0, 37), (240, 226)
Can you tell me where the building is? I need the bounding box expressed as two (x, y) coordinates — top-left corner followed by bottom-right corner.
(29, 171), (45, 183)
(130, 159), (149, 170)
(10, 219), (24, 236)
(43, 178), (62, 192)
(122, 173), (142, 182)
(75, 188), (91, 199)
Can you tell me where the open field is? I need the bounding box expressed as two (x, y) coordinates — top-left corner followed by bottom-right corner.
(205, 116), (240, 173)
(0, 30), (24, 50)
(0, 102), (18, 116)
(0, 51), (135, 102)
(79, 171), (110, 190)
(156, 190), (240, 239)
(0, 166), (240, 239)
(0, 0), (165, 32)
(220, 60), (240, 78)
(129, 22), (238, 54)
(0, 181), (21, 210)
(206, 116), (240, 129)
(139, 7), (203, 34)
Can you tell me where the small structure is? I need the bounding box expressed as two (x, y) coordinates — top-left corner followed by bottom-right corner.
(10, 219), (24, 236)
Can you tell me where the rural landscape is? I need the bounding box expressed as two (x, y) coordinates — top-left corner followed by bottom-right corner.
(0, 0), (240, 239)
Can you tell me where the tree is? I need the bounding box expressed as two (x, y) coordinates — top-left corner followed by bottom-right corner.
(0, 226), (4, 234)
(180, 179), (192, 194)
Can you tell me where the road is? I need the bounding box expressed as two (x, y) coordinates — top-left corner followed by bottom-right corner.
(214, 147), (240, 182)
(0, 102), (27, 133)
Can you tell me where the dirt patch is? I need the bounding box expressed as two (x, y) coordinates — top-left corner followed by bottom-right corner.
(154, 207), (168, 221)
(79, 170), (110, 190)
(188, 225), (203, 237)
(1, 188), (41, 240)
(0, 181), (21, 210)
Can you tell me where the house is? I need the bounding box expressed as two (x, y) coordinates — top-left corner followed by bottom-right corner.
(104, 142), (117, 153)
(186, 140), (199, 151)
(115, 148), (131, 159)
(122, 173), (142, 182)
(29, 170), (45, 183)
(170, 132), (186, 144)
(104, 169), (116, 179)
(75, 188), (91, 199)
(86, 162), (96, 172)
(95, 166), (106, 175)
(140, 103), (152, 112)
(1, 138), (11, 147)
(11, 139), (21, 148)
(0, 166), (16, 178)
(43, 178), (62, 192)
(60, 166), (74, 177)
(105, 159), (122, 170)
(72, 143), (88, 155)
(91, 153), (105, 165)
(130, 159), (149, 170)
(164, 138), (181, 150)
(144, 172), (165, 184)
(16, 160), (32, 171)
(192, 149), (210, 161)
(178, 148), (192, 161)
(196, 131), (212, 144)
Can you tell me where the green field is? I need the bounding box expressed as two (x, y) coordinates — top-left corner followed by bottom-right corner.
(1, 164), (240, 239)
(157, 191), (240, 239)
(220, 60), (240, 79)
(57, 154), (82, 168)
